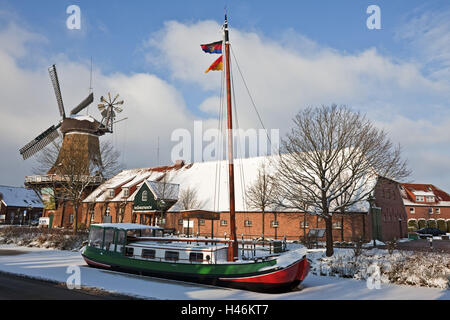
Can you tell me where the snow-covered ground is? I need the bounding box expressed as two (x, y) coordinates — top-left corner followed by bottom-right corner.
(0, 244), (448, 300)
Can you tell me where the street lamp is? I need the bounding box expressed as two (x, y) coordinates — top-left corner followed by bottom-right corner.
(367, 195), (378, 247)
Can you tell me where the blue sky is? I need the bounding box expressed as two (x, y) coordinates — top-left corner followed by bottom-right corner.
(0, 0), (450, 191)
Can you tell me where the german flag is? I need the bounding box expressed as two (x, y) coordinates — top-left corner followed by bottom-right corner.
(201, 41), (223, 54)
(205, 55), (223, 73)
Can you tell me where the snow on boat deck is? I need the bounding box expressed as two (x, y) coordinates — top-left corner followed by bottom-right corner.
(0, 245), (447, 300)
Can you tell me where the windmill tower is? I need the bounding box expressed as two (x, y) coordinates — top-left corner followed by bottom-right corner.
(19, 65), (124, 176)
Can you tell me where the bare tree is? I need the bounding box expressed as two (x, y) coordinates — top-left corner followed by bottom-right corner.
(32, 137), (122, 179)
(32, 137), (123, 234)
(177, 186), (203, 236)
(245, 163), (276, 243)
(273, 105), (410, 256)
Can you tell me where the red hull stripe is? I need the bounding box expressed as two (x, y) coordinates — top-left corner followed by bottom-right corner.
(83, 256), (111, 269)
(219, 258), (309, 284)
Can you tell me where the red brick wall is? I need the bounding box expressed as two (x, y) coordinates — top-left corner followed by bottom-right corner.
(405, 205), (450, 221)
(373, 177), (408, 240)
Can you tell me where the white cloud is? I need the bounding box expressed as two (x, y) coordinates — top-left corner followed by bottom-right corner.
(1, 11), (450, 193)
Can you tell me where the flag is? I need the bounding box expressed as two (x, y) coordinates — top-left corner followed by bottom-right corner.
(201, 41), (223, 54)
(205, 55), (223, 73)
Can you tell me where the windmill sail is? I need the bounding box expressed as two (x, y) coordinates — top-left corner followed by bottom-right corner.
(19, 124), (61, 160)
(48, 65), (66, 119)
(70, 92), (94, 116)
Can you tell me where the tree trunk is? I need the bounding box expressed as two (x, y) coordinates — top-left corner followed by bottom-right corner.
(262, 209), (265, 244)
(60, 201), (66, 228)
(73, 203), (78, 235)
(325, 216), (334, 256)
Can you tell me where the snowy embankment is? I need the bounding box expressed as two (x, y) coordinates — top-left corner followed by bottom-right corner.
(0, 244), (448, 300)
(308, 248), (450, 289)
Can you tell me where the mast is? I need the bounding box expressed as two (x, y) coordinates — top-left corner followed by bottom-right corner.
(224, 11), (238, 261)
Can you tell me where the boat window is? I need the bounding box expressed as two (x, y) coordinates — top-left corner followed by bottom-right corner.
(88, 227), (104, 248)
(116, 230), (126, 245)
(189, 252), (203, 262)
(103, 229), (115, 251)
(141, 228), (154, 237)
(125, 247), (134, 257)
(142, 249), (156, 259)
(127, 229), (141, 238)
(165, 251), (179, 262)
(154, 229), (163, 237)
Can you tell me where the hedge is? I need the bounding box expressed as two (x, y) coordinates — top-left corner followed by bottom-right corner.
(437, 219), (446, 232)
(408, 219), (418, 230)
(418, 219), (427, 229)
(427, 219), (437, 229)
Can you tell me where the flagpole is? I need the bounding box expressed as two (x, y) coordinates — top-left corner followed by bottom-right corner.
(224, 11), (238, 261)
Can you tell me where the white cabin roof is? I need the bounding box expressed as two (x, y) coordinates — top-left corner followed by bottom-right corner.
(91, 223), (163, 230)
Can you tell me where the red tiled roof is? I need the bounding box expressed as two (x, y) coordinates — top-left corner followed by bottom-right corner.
(401, 183), (450, 202)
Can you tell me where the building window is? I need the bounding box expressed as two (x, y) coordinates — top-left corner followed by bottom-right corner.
(105, 207), (110, 216)
(332, 221), (342, 229)
(142, 190), (148, 202)
(90, 208), (95, 221)
(426, 196), (435, 202)
(244, 220), (252, 227)
(409, 207), (415, 214)
(165, 251), (179, 262)
(271, 220), (279, 228)
(189, 252), (203, 262)
(141, 249), (156, 259)
(108, 189), (114, 198)
(123, 188), (129, 197)
(178, 219), (184, 225)
(220, 220), (228, 226)
(436, 208), (440, 214)
(199, 219), (205, 226)
(69, 214), (74, 224)
(300, 221), (309, 228)
(428, 208), (433, 214)
(416, 196), (424, 202)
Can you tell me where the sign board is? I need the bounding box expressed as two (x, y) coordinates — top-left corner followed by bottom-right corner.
(39, 217), (50, 226)
(0, 215), (5, 220)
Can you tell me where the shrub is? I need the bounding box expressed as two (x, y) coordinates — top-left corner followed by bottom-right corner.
(437, 219), (446, 232)
(447, 220), (450, 233)
(408, 219), (418, 230)
(427, 219), (437, 229)
(418, 219), (427, 229)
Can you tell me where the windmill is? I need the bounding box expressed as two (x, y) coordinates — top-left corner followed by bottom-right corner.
(19, 64), (124, 176)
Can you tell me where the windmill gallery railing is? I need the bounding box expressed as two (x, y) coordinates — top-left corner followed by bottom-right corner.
(25, 174), (105, 186)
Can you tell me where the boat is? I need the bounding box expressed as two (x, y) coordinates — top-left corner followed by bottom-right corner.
(81, 12), (310, 293)
(82, 223), (309, 293)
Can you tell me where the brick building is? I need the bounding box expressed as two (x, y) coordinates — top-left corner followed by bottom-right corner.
(0, 185), (43, 225)
(73, 156), (409, 242)
(400, 183), (450, 231)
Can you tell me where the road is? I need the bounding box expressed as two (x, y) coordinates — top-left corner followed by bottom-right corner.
(0, 272), (135, 300)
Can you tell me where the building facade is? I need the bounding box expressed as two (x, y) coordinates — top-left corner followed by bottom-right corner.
(0, 185), (44, 225)
(400, 183), (450, 231)
(71, 157), (410, 242)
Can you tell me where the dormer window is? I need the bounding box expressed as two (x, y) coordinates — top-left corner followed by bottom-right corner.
(426, 196), (435, 202)
(108, 189), (114, 198)
(142, 190), (148, 202)
(416, 195), (424, 202)
(123, 188), (129, 197)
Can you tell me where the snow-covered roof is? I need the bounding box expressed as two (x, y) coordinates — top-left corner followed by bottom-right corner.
(412, 191), (434, 197)
(84, 154), (375, 214)
(0, 185), (43, 208)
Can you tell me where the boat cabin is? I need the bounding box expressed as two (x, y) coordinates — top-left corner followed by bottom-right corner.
(87, 223), (229, 264)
